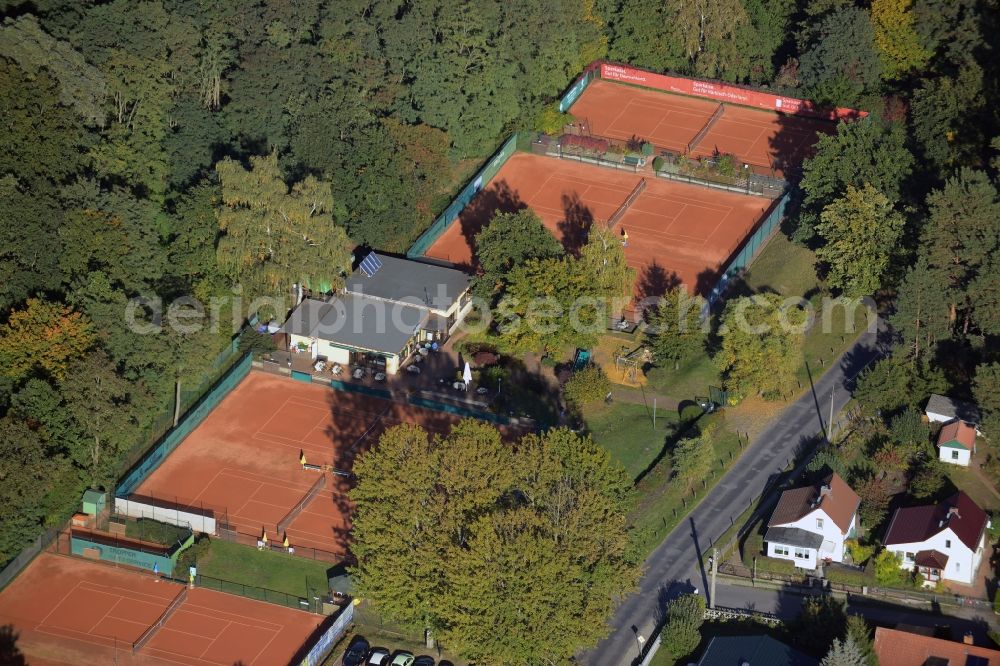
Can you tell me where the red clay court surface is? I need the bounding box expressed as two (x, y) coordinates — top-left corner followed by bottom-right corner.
(134, 372), (463, 557)
(569, 79), (835, 174)
(0, 553), (322, 665)
(424, 153), (774, 296)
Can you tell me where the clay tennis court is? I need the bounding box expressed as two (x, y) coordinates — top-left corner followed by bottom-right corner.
(0, 553), (321, 665)
(424, 153), (771, 296)
(569, 78), (835, 173)
(133, 372), (463, 557)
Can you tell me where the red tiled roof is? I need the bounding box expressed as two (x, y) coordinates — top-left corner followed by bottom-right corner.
(884, 491), (988, 551)
(938, 420), (976, 450)
(874, 627), (1000, 665)
(767, 472), (860, 533)
(914, 549), (948, 569)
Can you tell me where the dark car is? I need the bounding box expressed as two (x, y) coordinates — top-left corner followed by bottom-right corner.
(413, 657), (435, 666)
(343, 637), (370, 666)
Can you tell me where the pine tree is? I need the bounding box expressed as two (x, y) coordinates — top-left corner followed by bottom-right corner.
(822, 636), (866, 666)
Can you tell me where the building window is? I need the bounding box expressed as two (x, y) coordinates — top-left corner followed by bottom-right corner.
(773, 545), (789, 556)
(794, 549), (809, 560)
(945, 539), (951, 549)
(952, 450), (959, 460)
(955, 562), (960, 572)
(905, 552), (915, 563)
(816, 518), (824, 529)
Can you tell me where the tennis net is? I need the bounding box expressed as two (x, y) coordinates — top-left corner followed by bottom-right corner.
(687, 102), (725, 155)
(277, 473), (327, 536)
(609, 178), (647, 229)
(133, 587), (187, 653)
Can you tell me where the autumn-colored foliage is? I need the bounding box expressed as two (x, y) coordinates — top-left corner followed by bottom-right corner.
(0, 299), (95, 381)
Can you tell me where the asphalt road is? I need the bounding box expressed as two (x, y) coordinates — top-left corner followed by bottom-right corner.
(581, 319), (886, 665)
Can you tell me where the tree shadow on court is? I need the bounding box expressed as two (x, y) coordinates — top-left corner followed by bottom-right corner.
(694, 267), (722, 303)
(558, 191), (593, 257)
(635, 261), (681, 300)
(0, 625), (25, 666)
(457, 180), (527, 270)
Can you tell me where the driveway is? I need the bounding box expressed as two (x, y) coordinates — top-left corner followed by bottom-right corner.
(580, 319), (887, 665)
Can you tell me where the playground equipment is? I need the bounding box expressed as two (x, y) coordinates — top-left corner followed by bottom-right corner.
(573, 348), (592, 371)
(614, 345), (651, 384)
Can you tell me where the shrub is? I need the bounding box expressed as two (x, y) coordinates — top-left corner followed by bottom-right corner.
(176, 533), (212, 573)
(564, 365), (611, 406)
(641, 141), (654, 156)
(661, 593), (705, 658)
(535, 103), (573, 135)
(652, 156), (665, 172)
(845, 539), (874, 566)
(873, 549), (908, 586)
(679, 403), (704, 423)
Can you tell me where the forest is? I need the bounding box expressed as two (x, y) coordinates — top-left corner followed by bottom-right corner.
(0, 0), (998, 576)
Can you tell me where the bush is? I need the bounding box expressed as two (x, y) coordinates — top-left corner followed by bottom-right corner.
(176, 533), (212, 573)
(662, 594), (705, 658)
(845, 539), (874, 566)
(564, 365), (611, 406)
(679, 403), (704, 423)
(652, 156), (664, 172)
(535, 104), (573, 135)
(641, 141), (654, 156)
(873, 549), (909, 586)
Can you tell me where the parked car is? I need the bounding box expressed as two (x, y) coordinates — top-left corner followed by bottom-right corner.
(343, 637), (370, 666)
(413, 657), (435, 666)
(366, 648), (390, 666)
(390, 652), (415, 666)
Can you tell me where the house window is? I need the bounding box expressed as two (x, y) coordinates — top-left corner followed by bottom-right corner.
(905, 552), (915, 563)
(952, 450), (959, 460)
(955, 562), (960, 572)
(816, 518), (824, 529)
(794, 549), (809, 560)
(773, 545), (789, 556)
(945, 539), (951, 549)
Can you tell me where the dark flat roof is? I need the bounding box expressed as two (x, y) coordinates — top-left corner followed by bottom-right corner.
(698, 635), (817, 666)
(281, 296), (427, 355)
(764, 526), (824, 550)
(345, 253), (470, 312)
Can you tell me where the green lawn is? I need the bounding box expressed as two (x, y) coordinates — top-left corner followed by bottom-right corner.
(195, 539), (331, 599)
(584, 402), (679, 480)
(945, 465), (1000, 512)
(644, 353), (721, 403)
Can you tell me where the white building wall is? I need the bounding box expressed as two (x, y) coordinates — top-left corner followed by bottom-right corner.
(887, 528), (976, 585)
(779, 507), (852, 563)
(939, 446), (971, 466)
(767, 541), (818, 569)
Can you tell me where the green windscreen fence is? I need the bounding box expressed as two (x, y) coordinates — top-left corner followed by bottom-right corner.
(705, 191), (789, 309)
(559, 67), (598, 112)
(407, 133), (520, 259)
(116, 354), (253, 496)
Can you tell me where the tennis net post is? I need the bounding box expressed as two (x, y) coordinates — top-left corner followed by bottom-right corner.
(133, 587), (187, 653)
(686, 102), (726, 155)
(608, 178), (647, 230)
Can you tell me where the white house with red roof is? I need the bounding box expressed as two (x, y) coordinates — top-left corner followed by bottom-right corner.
(883, 491), (990, 585)
(764, 473), (860, 570)
(937, 420), (977, 467)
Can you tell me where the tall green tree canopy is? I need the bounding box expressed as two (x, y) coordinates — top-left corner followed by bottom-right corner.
(350, 422), (637, 663)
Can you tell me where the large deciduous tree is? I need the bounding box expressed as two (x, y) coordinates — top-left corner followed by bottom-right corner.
(816, 183), (906, 297)
(798, 116), (913, 243)
(473, 209), (564, 303)
(797, 6), (882, 107)
(350, 422), (636, 664)
(716, 294), (806, 400)
(871, 0), (930, 80)
(0, 299), (95, 383)
(215, 153), (351, 316)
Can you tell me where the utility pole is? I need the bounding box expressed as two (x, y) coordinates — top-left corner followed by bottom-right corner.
(710, 548), (718, 609)
(828, 384), (836, 441)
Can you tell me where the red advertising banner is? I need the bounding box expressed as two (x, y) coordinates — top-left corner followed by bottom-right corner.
(599, 63), (865, 121)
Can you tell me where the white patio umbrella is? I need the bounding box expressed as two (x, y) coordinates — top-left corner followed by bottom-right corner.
(462, 361), (473, 389)
(310, 339), (318, 361)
